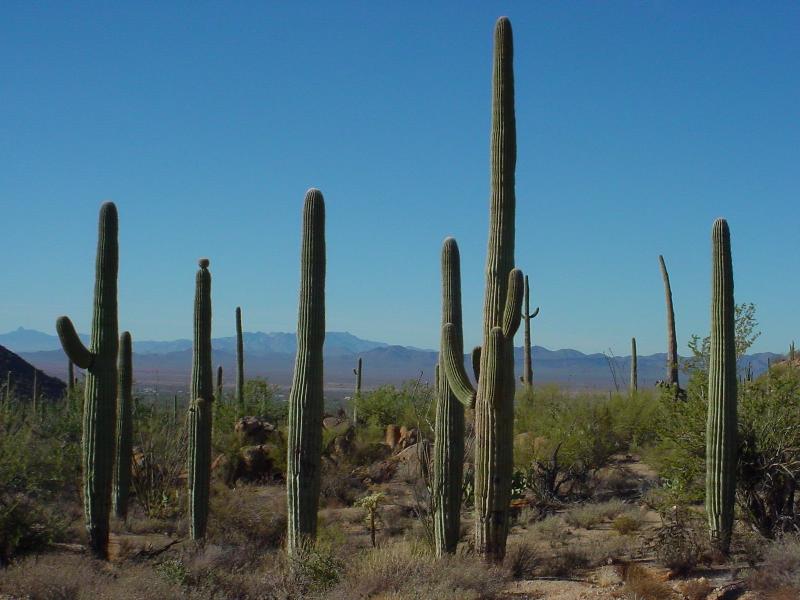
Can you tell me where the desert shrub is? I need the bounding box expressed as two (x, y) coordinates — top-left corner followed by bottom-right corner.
(353, 379), (434, 434)
(504, 541), (538, 579)
(130, 404), (186, 519)
(676, 578), (714, 600)
(529, 515), (570, 547)
(746, 534), (800, 596)
(242, 377), (286, 423)
(326, 541), (507, 600)
(612, 510), (645, 535)
(0, 552), (182, 599)
(0, 493), (71, 563)
(620, 563), (674, 600)
(652, 506), (707, 575)
(207, 483), (286, 555)
(514, 387), (660, 501)
(536, 547), (589, 577)
(563, 499), (626, 529)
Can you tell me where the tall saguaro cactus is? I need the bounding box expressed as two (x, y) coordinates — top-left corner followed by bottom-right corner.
(56, 201), (119, 559)
(235, 306), (244, 408)
(658, 255), (680, 388)
(113, 331), (133, 519)
(434, 237), (466, 556)
(216, 365), (224, 405)
(520, 275), (540, 388)
(441, 17), (524, 562)
(630, 337), (638, 393)
(353, 357), (362, 424)
(188, 258), (213, 540)
(287, 189), (326, 555)
(706, 219), (737, 554)
(68, 360), (75, 395)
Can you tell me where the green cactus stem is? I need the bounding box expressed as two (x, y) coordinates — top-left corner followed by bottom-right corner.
(706, 218), (737, 555)
(441, 17), (524, 562)
(188, 258), (213, 540)
(216, 365), (224, 405)
(287, 189), (326, 555)
(235, 306), (244, 409)
(520, 275), (540, 387)
(353, 357), (362, 424)
(68, 360), (75, 396)
(658, 255), (680, 389)
(56, 201), (119, 559)
(113, 331), (133, 519)
(630, 337), (638, 393)
(434, 237), (466, 556)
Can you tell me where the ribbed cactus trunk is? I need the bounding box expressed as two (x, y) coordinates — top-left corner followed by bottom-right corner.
(521, 275), (539, 388)
(630, 337), (638, 393)
(68, 360), (75, 395)
(441, 18), (524, 562)
(706, 218), (737, 555)
(216, 365), (224, 405)
(287, 189), (326, 555)
(56, 201), (119, 559)
(434, 238), (465, 556)
(235, 306), (244, 409)
(188, 258), (213, 540)
(658, 255), (680, 388)
(353, 357), (362, 424)
(113, 331), (133, 519)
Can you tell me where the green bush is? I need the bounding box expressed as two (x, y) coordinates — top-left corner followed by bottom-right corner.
(353, 380), (434, 434)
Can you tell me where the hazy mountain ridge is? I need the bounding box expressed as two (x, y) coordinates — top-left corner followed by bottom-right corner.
(5, 328), (783, 393)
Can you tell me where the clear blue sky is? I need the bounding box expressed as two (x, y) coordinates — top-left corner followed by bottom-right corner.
(2, 2), (798, 355)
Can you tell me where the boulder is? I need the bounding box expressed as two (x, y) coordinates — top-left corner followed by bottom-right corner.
(385, 424), (400, 449)
(397, 427), (419, 451)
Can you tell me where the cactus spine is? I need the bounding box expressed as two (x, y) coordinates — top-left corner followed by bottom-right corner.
(56, 201), (119, 559)
(113, 331), (133, 519)
(706, 218), (737, 554)
(441, 17), (524, 562)
(235, 306), (244, 409)
(658, 255), (680, 388)
(630, 337), (638, 393)
(287, 189), (326, 554)
(434, 237), (466, 556)
(520, 275), (539, 387)
(188, 258), (213, 540)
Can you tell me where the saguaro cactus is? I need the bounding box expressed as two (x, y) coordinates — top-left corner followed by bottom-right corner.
(706, 218), (737, 554)
(287, 189), (326, 554)
(56, 201), (119, 559)
(352, 357), (362, 423)
(441, 17), (524, 562)
(235, 306), (244, 408)
(188, 258), (214, 540)
(434, 237), (466, 556)
(68, 360), (75, 395)
(630, 337), (638, 393)
(216, 365), (224, 405)
(658, 255), (680, 388)
(520, 275), (540, 388)
(113, 331), (133, 519)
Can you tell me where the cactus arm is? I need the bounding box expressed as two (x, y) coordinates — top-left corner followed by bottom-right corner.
(529, 307), (540, 319)
(483, 327), (505, 406)
(57, 316), (94, 369)
(441, 323), (476, 408)
(502, 268), (524, 338)
(472, 345), (482, 383)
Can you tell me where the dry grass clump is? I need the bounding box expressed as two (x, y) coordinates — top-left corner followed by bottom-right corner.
(651, 507), (708, 575)
(619, 563), (675, 600)
(747, 535), (800, 598)
(611, 510), (645, 535)
(326, 541), (507, 600)
(504, 540), (538, 579)
(0, 552), (181, 599)
(563, 499), (626, 529)
(675, 577), (713, 600)
(206, 483), (286, 556)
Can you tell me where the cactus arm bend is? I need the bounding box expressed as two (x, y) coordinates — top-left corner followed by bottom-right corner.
(529, 307), (540, 319)
(57, 316), (94, 369)
(441, 323), (476, 408)
(502, 269), (524, 338)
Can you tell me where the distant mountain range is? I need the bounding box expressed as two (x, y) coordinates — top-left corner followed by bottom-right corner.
(1, 327), (783, 397)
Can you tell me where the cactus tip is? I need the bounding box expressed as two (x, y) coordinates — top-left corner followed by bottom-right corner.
(198, 258), (210, 269)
